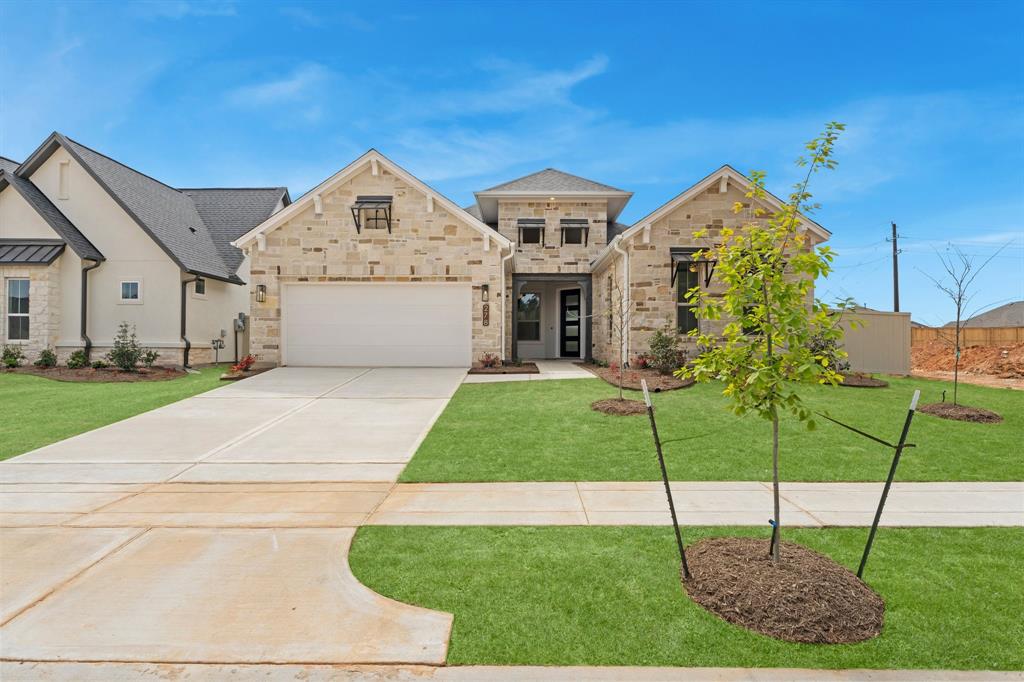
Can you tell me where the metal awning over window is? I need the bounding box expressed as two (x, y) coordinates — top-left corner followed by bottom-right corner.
(670, 247), (717, 288)
(0, 239), (66, 265)
(350, 195), (393, 234)
(517, 218), (545, 246)
(559, 218), (590, 246)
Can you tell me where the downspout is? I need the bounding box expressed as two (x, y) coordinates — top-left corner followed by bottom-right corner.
(181, 275), (198, 368)
(612, 236), (630, 366)
(500, 244), (515, 361)
(80, 259), (102, 362)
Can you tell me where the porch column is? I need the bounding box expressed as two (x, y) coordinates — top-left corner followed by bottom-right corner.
(511, 277), (525, 361)
(581, 276), (593, 362)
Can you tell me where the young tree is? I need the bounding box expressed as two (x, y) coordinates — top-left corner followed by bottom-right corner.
(679, 123), (848, 564)
(607, 266), (636, 401)
(921, 244), (1006, 406)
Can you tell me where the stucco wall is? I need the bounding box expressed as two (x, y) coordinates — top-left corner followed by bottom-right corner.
(497, 200), (607, 274)
(246, 166), (505, 366)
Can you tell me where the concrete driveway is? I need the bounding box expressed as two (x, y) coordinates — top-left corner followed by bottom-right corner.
(0, 367), (463, 665)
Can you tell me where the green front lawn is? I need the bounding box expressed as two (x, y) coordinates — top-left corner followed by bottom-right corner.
(350, 526), (1023, 670)
(0, 366), (229, 460)
(400, 376), (1023, 482)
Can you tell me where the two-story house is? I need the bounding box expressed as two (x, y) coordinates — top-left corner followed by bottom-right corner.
(0, 132), (290, 366)
(234, 150), (829, 367)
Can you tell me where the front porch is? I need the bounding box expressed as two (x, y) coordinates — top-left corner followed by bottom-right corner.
(511, 273), (592, 362)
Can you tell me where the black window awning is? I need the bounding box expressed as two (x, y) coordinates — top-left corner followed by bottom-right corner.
(559, 218), (590, 246)
(351, 195), (393, 234)
(670, 247), (717, 288)
(517, 218), (546, 246)
(0, 239), (66, 265)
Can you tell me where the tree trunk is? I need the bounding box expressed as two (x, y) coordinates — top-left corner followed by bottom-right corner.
(618, 360), (624, 401)
(771, 413), (781, 564)
(953, 309), (961, 406)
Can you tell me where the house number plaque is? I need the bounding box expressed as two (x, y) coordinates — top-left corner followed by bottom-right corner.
(482, 303), (490, 326)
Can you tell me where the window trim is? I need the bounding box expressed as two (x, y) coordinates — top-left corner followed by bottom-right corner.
(516, 292), (542, 342)
(676, 264), (698, 335)
(517, 219), (545, 246)
(6, 278), (30, 341)
(192, 277), (207, 299)
(559, 219), (589, 246)
(119, 279), (143, 305)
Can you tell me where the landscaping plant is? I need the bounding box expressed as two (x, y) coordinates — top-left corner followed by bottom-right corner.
(34, 347), (58, 368)
(66, 349), (89, 369)
(141, 349), (160, 369)
(106, 322), (144, 371)
(648, 324), (688, 375)
(2, 344), (25, 368)
(231, 353), (256, 373)
(679, 122), (849, 563)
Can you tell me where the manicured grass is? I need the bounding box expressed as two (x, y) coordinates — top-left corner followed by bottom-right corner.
(0, 366), (230, 460)
(400, 376), (1023, 482)
(350, 525), (1023, 670)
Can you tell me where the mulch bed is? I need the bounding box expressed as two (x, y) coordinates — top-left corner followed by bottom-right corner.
(577, 363), (694, 392)
(683, 537), (884, 644)
(2, 366), (186, 383)
(220, 367), (274, 381)
(918, 402), (1003, 423)
(839, 373), (889, 388)
(591, 398), (648, 415)
(468, 363), (539, 375)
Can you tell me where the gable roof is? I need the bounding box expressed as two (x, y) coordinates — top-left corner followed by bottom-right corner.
(0, 169), (104, 261)
(0, 156), (20, 173)
(180, 187), (290, 273)
(480, 168), (628, 194)
(591, 164), (831, 271)
(946, 300), (1024, 328)
(233, 149), (512, 250)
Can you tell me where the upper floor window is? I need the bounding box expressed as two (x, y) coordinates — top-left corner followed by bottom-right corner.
(350, 196), (393, 233)
(560, 219), (589, 246)
(676, 264), (698, 335)
(517, 218), (545, 246)
(120, 280), (142, 304)
(6, 279), (29, 340)
(194, 278), (206, 296)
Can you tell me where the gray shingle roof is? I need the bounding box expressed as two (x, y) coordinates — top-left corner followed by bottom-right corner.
(0, 156), (20, 173)
(61, 137), (241, 282)
(180, 187), (289, 273)
(0, 169), (104, 261)
(481, 168), (627, 193)
(946, 301), (1024, 328)
(0, 239), (66, 265)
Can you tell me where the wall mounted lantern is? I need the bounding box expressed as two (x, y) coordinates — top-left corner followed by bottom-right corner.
(481, 283), (489, 302)
(256, 284), (267, 303)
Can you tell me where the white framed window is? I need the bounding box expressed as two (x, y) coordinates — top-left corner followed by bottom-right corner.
(6, 279), (30, 340)
(517, 293), (541, 341)
(119, 280), (142, 304)
(193, 277), (207, 297)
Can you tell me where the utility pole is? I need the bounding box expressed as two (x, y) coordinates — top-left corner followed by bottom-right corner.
(888, 221), (901, 312)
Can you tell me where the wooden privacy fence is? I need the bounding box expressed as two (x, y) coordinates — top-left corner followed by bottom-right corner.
(839, 310), (911, 375)
(911, 326), (1024, 347)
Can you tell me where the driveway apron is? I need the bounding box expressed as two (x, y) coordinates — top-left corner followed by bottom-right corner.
(0, 367), (462, 665)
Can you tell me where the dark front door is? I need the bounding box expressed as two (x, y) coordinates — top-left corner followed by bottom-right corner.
(559, 289), (581, 357)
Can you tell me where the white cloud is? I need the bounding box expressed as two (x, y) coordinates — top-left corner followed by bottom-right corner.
(225, 63), (331, 107)
(136, 1), (237, 20)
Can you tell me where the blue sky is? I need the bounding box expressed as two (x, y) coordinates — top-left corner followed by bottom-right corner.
(1, 0), (1021, 323)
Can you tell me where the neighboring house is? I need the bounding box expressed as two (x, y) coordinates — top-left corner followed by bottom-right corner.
(944, 301), (1023, 328)
(234, 151), (830, 367)
(0, 133), (289, 366)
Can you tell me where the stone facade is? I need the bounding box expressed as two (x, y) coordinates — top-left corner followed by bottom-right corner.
(246, 166), (505, 366)
(0, 261), (62, 363)
(592, 182), (813, 364)
(497, 200), (607, 274)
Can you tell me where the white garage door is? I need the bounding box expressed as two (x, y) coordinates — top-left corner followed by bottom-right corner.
(282, 284), (472, 367)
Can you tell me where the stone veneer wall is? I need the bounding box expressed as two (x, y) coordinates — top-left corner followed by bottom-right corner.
(593, 182), (814, 363)
(497, 200), (607, 274)
(0, 261), (61, 362)
(246, 167), (505, 366)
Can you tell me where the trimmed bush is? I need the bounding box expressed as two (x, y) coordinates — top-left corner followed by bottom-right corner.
(66, 349), (89, 369)
(106, 322), (143, 371)
(2, 345), (25, 368)
(34, 347), (58, 368)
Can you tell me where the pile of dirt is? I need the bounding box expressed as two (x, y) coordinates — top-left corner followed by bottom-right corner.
(918, 402), (1003, 423)
(591, 398), (647, 416)
(683, 537), (884, 644)
(3, 366), (186, 383)
(912, 341), (1024, 378)
(839, 373), (889, 388)
(577, 363), (694, 392)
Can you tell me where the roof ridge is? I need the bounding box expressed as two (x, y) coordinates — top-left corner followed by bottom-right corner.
(179, 186), (288, 190)
(63, 135), (185, 195)
(479, 166), (628, 193)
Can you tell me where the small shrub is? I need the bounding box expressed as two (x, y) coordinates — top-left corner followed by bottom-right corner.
(633, 354), (650, 369)
(106, 322), (143, 371)
(66, 349), (89, 369)
(141, 349), (160, 368)
(648, 325), (689, 375)
(34, 347), (58, 368)
(808, 332), (850, 373)
(91, 360), (109, 369)
(231, 354), (256, 373)
(2, 344), (25, 368)
(479, 353), (500, 368)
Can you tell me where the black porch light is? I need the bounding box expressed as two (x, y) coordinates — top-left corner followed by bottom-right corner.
(481, 283), (489, 301)
(256, 284), (266, 303)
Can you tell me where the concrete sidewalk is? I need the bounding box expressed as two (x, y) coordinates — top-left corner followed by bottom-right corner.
(367, 481), (1024, 527)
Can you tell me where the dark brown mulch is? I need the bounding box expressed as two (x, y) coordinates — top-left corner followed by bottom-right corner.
(220, 367), (274, 381)
(839, 373), (889, 388)
(468, 363), (539, 375)
(591, 398), (648, 416)
(577, 363), (694, 392)
(2, 366), (186, 383)
(918, 402), (1003, 423)
(683, 537), (884, 644)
